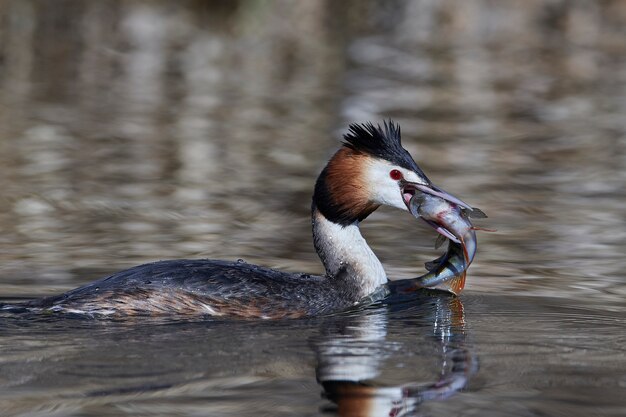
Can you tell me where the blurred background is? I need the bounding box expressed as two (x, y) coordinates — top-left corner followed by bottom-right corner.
(0, 0), (625, 305)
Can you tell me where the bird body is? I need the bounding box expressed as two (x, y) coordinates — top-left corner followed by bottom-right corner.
(3, 121), (477, 319)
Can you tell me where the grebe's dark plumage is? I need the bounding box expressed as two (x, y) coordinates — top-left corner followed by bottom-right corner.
(343, 121), (424, 176)
(2, 121), (469, 319)
(23, 260), (360, 318)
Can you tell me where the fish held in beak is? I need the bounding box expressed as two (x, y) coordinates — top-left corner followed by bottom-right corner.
(396, 185), (490, 295)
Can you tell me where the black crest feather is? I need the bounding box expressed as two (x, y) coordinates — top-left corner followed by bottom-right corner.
(342, 120), (421, 173)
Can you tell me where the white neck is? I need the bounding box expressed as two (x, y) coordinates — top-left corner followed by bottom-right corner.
(312, 208), (387, 299)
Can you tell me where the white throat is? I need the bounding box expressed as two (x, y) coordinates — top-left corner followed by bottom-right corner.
(312, 208), (387, 298)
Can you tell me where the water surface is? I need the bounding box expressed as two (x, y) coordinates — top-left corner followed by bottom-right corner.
(0, 1), (625, 416)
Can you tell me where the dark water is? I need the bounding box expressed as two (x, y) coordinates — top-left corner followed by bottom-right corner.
(1, 294), (623, 417)
(1, 1), (625, 416)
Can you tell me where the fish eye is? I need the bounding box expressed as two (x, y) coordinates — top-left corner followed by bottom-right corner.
(389, 169), (403, 181)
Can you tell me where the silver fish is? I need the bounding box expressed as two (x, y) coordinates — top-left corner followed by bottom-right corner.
(391, 192), (487, 296)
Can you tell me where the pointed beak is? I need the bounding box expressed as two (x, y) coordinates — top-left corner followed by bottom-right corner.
(401, 181), (473, 211)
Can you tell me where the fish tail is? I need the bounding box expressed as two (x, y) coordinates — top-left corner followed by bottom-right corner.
(447, 271), (466, 295)
(431, 270), (466, 296)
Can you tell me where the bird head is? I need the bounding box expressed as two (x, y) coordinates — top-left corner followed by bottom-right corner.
(313, 121), (472, 226)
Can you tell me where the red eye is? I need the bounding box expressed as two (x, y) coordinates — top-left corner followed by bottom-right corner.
(389, 169), (403, 181)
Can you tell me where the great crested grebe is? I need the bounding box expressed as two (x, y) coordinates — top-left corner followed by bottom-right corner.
(4, 121), (476, 319)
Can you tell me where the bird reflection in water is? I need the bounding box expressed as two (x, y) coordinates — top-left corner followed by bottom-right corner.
(0, 292), (476, 416)
(315, 292), (476, 417)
